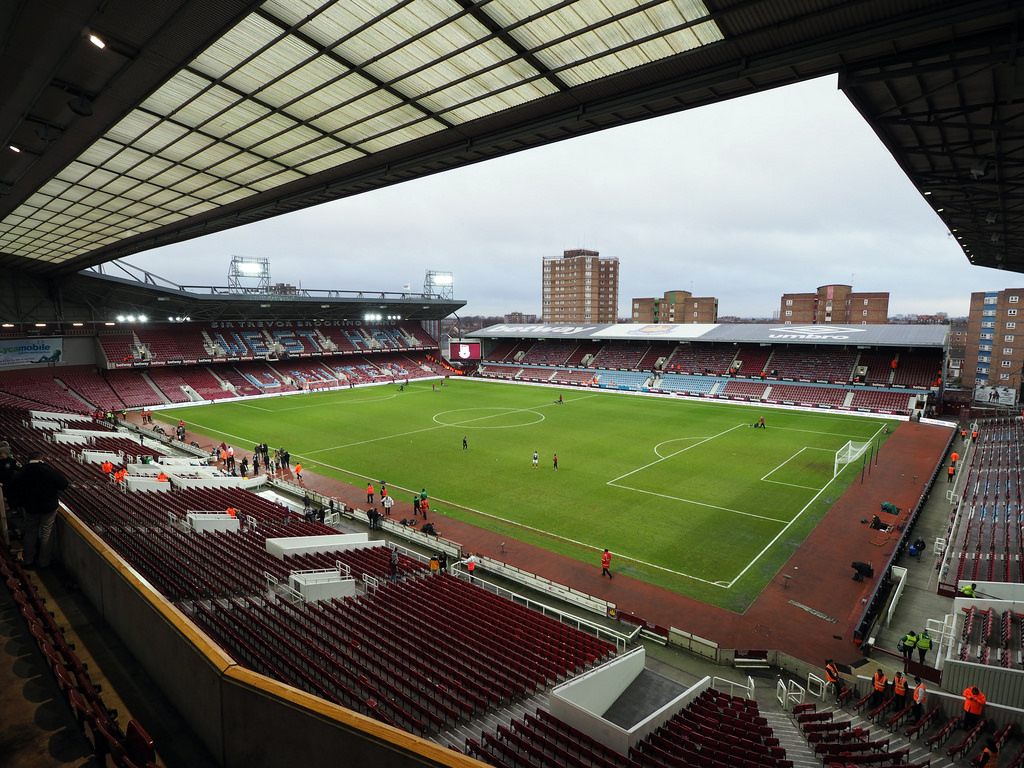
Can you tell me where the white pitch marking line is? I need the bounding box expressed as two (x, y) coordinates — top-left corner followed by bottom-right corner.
(607, 483), (790, 524)
(765, 425), (878, 440)
(760, 445), (833, 482)
(761, 447), (809, 482)
(653, 437), (713, 459)
(284, 455), (733, 588)
(762, 479), (824, 491)
(607, 423), (746, 486)
(235, 403), (274, 412)
(725, 421), (888, 588)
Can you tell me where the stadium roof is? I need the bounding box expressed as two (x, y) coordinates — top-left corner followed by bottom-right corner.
(470, 322), (949, 347)
(0, 1), (1019, 274)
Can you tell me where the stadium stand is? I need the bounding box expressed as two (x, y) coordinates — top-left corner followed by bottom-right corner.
(520, 341), (581, 366)
(853, 350), (897, 385)
(589, 342), (644, 369)
(767, 347), (858, 383)
(663, 343), (737, 375)
(945, 418), (1024, 588)
(850, 389), (916, 412)
(657, 373), (718, 394)
(766, 384), (848, 407)
(98, 330), (142, 366)
(483, 340), (522, 362)
(0, 368), (90, 413)
(551, 369), (598, 386)
(892, 350), (943, 388)
(135, 325), (212, 363)
(104, 369), (163, 407)
(599, 370), (651, 389)
(59, 367), (125, 411)
(730, 346), (773, 377)
(722, 380), (770, 400)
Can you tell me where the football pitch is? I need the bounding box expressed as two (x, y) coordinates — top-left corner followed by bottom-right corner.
(157, 378), (891, 612)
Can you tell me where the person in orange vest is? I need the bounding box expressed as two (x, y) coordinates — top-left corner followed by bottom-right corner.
(101, 460), (113, 475)
(960, 427), (967, 441)
(294, 463), (302, 481)
(226, 507), (237, 518)
(962, 686), (986, 730)
(892, 671), (907, 707)
(366, 482), (374, 504)
(971, 429), (979, 442)
(871, 668), (887, 707)
(947, 465), (955, 483)
(950, 451), (959, 466)
(911, 677), (927, 720)
(156, 471), (169, 482)
(420, 498), (429, 520)
(974, 739), (999, 768)
(114, 468), (127, 484)
(601, 549), (613, 579)
(824, 659), (841, 700)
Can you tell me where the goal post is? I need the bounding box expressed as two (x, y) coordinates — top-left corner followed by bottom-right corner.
(834, 440), (871, 477)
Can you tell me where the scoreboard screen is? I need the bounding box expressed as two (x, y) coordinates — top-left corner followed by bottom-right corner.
(450, 341), (482, 361)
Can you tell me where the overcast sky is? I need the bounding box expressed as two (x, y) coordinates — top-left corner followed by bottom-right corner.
(129, 75), (1013, 320)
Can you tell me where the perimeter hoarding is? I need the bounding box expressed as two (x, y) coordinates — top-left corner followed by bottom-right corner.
(0, 338), (63, 368)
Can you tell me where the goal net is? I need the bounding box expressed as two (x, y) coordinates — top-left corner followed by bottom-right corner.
(834, 440), (871, 477)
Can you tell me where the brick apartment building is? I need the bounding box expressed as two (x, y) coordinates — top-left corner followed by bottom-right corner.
(631, 290), (718, 324)
(541, 249), (619, 323)
(963, 289), (1024, 390)
(779, 284), (889, 324)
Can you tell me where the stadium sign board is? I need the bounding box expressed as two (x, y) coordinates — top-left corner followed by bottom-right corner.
(0, 337), (63, 368)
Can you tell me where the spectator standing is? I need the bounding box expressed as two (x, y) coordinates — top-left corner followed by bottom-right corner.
(824, 659), (841, 700)
(389, 548), (399, 582)
(294, 463), (302, 481)
(382, 494), (394, 518)
(438, 551), (448, 574)
(947, 465), (955, 483)
(601, 549), (612, 578)
(892, 671), (907, 708)
(366, 482), (374, 504)
(8, 452), (69, 569)
(899, 630), (917, 663)
(420, 498), (429, 520)
(412, 493), (421, 516)
(870, 669), (887, 708)
(916, 630), (932, 664)
(911, 677), (926, 720)
(962, 686), (986, 730)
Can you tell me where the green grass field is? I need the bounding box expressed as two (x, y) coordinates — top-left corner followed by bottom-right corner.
(156, 379), (891, 612)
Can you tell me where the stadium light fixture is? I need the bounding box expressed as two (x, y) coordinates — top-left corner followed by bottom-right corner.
(88, 33), (106, 49)
(35, 323), (46, 327)
(432, 274), (453, 286)
(237, 262), (264, 275)
(138, 314), (147, 322)
(72, 322), (83, 327)
(8, 145), (20, 153)
(1, 323), (14, 328)
(116, 314), (125, 322)
(936, 208), (944, 212)
(126, 314), (136, 322)
(923, 191), (932, 196)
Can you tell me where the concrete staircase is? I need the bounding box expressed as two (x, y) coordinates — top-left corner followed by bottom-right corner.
(773, 699), (958, 768)
(435, 691), (548, 753)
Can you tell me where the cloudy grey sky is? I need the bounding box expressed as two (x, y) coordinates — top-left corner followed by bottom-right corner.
(129, 75), (1012, 319)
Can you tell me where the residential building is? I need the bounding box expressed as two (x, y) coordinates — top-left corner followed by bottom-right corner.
(541, 249), (619, 323)
(963, 290), (1024, 390)
(504, 312), (537, 324)
(779, 284), (889, 324)
(631, 290), (718, 324)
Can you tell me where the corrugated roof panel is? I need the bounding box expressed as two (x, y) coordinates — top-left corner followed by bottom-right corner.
(225, 34), (320, 94)
(160, 133), (217, 162)
(259, 56), (357, 113)
(230, 109), (296, 146)
(357, 116), (444, 153)
(78, 140), (123, 168)
(132, 121), (191, 155)
(192, 13), (283, 80)
(248, 168), (304, 191)
(140, 69), (211, 115)
(311, 87), (403, 134)
(174, 85), (243, 128)
(107, 110), (162, 144)
(294, 1), (394, 54)
(294, 146), (362, 174)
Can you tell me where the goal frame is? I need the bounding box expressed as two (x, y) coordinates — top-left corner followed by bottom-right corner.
(834, 439), (871, 477)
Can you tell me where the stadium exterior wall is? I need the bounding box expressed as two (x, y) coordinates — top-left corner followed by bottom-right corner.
(56, 510), (487, 768)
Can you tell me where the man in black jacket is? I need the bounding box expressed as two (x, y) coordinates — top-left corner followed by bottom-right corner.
(8, 452), (68, 568)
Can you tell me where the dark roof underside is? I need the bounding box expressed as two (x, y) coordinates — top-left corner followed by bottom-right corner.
(0, 1), (1019, 275)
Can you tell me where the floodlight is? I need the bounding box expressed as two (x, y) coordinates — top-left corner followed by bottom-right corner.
(35, 323), (47, 327)
(104, 322), (115, 326)
(88, 33), (106, 49)
(138, 314), (147, 322)
(116, 315), (125, 322)
(237, 262), (264, 275)
(1, 323), (13, 328)
(72, 322), (83, 327)
(126, 314), (136, 322)
(8, 145), (21, 153)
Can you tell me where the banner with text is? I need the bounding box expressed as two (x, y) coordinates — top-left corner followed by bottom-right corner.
(0, 338), (63, 368)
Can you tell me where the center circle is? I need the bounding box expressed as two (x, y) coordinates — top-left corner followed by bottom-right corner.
(433, 407), (545, 429)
